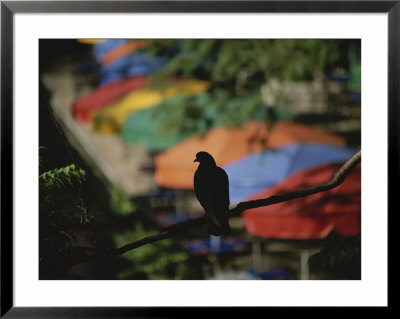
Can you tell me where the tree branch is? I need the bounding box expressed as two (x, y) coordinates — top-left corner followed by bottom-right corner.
(71, 150), (361, 266)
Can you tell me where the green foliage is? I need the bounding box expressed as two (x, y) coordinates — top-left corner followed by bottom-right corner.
(113, 225), (192, 280)
(39, 164), (86, 212)
(39, 154), (94, 279)
(109, 186), (137, 216)
(308, 233), (361, 279)
(39, 150), (194, 279)
(144, 39), (358, 139)
(151, 90), (293, 139)
(148, 39), (357, 86)
(40, 164), (86, 191)
(101, 184), (195, 279)
(107, 198), (195, 279)
(348, 61), (361, 93)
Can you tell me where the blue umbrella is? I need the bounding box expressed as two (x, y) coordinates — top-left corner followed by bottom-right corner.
(224, 143), (358, 204)
(99, 52), (167, 85)
(93, 40), (167, 85)
(93, 39), (127, 63)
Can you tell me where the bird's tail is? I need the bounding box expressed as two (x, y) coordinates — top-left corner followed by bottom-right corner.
(206, 211), (230, 236)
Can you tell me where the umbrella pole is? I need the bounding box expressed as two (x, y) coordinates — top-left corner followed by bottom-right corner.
(300, 249), (310, 280)
(252, 239), (262, 276)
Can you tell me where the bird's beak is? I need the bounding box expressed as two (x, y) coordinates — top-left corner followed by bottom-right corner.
(194, 158), (199, 162)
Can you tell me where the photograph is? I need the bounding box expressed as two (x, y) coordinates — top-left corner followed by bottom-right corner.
(39, 38), (361, 281)
(1, 0), (393, 315)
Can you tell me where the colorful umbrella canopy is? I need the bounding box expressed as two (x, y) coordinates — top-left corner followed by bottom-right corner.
(92, 79), (209, 134)
(73, 75), (148, 123)
(225, 144), (358, 203)
(242, 162), (361, 239)
(154, 121), (346, 189)
(102, 40), (147, 66)
(99, 52), (167, 85)
(122, 96), (195, 151)
(122, 93), (278, 152)
(92, 40), (166, 85)
(93, 39), (127, 63)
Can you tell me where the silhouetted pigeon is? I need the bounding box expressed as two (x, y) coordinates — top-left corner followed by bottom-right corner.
(194, 151), (231, 236)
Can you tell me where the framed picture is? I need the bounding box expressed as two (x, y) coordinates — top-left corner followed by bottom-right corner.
(1, 0), (394, 316)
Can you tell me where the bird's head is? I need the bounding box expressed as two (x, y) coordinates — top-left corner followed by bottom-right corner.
(194, 151), (216, 167)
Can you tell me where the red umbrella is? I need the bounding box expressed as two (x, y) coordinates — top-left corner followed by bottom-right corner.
(242, 162), (361, 239)
(73, 75), (147, 123)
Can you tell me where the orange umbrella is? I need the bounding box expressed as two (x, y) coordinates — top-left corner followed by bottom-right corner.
(102, 40), (147, 66)
(154, 121), (346, 189)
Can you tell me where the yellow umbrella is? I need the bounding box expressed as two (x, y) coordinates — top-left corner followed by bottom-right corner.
(92, 79), (209, 134)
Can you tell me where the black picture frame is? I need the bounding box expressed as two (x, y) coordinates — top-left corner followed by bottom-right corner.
(1, 0), (395, 317)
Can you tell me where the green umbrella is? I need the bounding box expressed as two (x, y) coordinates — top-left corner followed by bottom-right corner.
(122, 95), (203, 151)
(122, 92), (286, 152)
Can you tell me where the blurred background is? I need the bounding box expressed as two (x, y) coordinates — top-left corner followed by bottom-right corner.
(39, 39), (361, 280)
